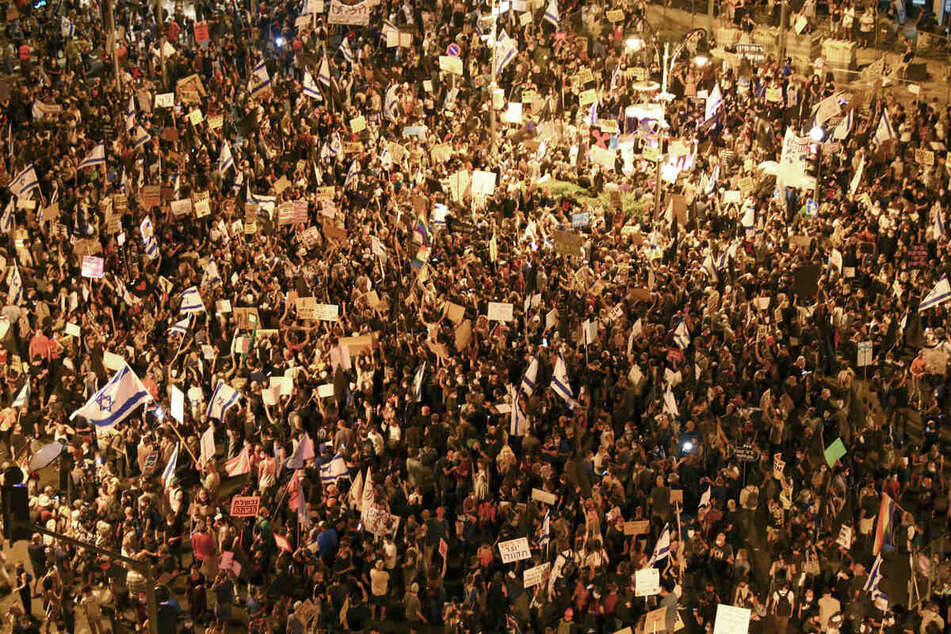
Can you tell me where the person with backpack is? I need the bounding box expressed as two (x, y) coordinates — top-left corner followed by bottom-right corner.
(769, 582), (796, 634)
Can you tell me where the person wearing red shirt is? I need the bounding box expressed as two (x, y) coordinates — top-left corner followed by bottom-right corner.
(190, 518), (218, 579)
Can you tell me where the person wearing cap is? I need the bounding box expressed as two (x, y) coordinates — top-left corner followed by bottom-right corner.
(404, 581), (426, 625)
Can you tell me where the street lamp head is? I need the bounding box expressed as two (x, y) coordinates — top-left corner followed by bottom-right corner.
(693, 55), (709, 67)
(809, 126), (825, 142)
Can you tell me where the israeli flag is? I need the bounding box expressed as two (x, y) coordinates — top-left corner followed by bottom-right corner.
(701, 255), (717, 281)
(125, 95), (136, 132)
(303, 71), (322, 100)
(413, 362), (426, 401)
(180, 286), (205, 313)
(663, 385), (679, 418)
(673, 320), (691, 349)
(319, 454), (349, 485)
(206, 381), (240, 421)
(201, 260), (221, 288)
(496, 30), (517, 74)
(285, 433), (315, 470)
(345, 160), (360, 190)
(11, 381), (29, 408)
(339, 38), (355, 65)
(1, 199), (13, 232)
(317, 54), (332, 88)
(543, 0), (559, 27)
(874, 108), (896, 143)
(61, 17), (75, 38)
(551, 353), (575, 406)
(705, 83), (722, 122)
(168, 316), (191, 336)
(211, 142), (232, 177)
(69, 364), (152, 431)
(863, 554), (884, 594)
(250, 59), (271, 98)
(832, 109), (853, 141)
(7, 165), (39, 198)
(932, 202), (945, 240)
(162, 444), (179, 488)
(114, 275), (141, 306)
(919, 277), (951, 312)
(699, 486), (711, 510)
(383, 84), (399, 122)
(648, 524), (671, 566)
(521, 356), (538, 395)
(133, 125), (151, 149)
(78, 143), (106, 170)
(7, 265), (22, 305)
(140, 217), (154, 241)
(510, 390), (528, 437)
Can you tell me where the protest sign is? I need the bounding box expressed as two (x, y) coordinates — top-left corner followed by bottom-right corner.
(635, 568), (660, 596)
(315, 304), (339, 321)
(439, 55), (463, 75)
(497, 537), (532, 564)
(170, 385), (185, 423)
(824, 438), (847, 467)
(713, 604), (751, 634)
(81, 256), (104, 279)
(471, 170), (497, 197)
(554, 230), (583, 257)
(328, 0), (371, 25)
(531, 488), (557, 505)
(103, 351), (125, 371)
(624, 520), (650, 536)
(194, 21), (210, 43)
(523, 562), (550, 588)
(229, 496), (261, 517)
(487, 302), (514, 322)
(64, 323), (81, 338)
(837, 524), (853, 549)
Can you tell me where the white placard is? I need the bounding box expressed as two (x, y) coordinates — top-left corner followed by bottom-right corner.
(635, 567), (660, 597)
(103, 351), (125, 371)
(531, 488), (558, 505)
(836, 524), (853, 549)
(154, 92), (175, 108)
(65, 322), (81, 337)
(269, 375), (294, 396)
(315, 303), (339, 321)
(471, 170), (497, 197)
(170, 385), (185, 423)
(81, 256), (104, 279)
(713, 604), (751, 634)
(523, 562), (550, 588)
(487, 301), (514, 322)
(216, 299), (232, 314)
(317, 383), (335, 398)
(497, 537), (531, 564)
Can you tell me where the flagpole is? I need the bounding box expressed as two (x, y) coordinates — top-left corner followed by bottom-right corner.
(168, 419), (200, 466)
(489, 0), (498, 159)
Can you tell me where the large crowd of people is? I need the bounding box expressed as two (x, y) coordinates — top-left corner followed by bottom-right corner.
(0, 0), (947, 632)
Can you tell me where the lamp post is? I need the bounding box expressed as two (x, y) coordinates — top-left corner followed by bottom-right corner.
(489, 0), (498, 159)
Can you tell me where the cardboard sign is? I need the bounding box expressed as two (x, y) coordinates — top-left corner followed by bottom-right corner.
(439, 55), (463, 75)
(487, 301), (514, 322)
(350, 116), (367, 133)
(317, 384), (335, 399)
(315, 186), (335, 201)
(64, 322), (81, 338)
(497, 537), (532, 564)
(531, 488), (557, 505)
(315, 303), (339, 321)
(635, 567), (660, 596)
(141, 185), (162, 208)
(445, 301), (465, 324)
(915, 149), (935, 166)
(81, 255), (104, 279)
(578, 89), (597, 106)
(229, 496), (261, 518)
(523, 562), (550, 588)
(624, 520), (651, 536)
(295, 296), (318, 320)
(103, 351), (125, 371)
(233, 307), (261, 330)
(193, 192), (211, 218)
(836, 524), (853, 550)
(824, 438), (847, 467)
(339, 334), (376, 356)
(155, 92), (175, 108)
(216, 299), (232, 314)
(606, 9), (624, 22)
(712, 604), (751, 634)
(553, 230), (583, 257)
(171, 198), (192, 216)
(454, 320), (472, 351)
(208, 114), (224, 130)
(669, 489), (684, 506)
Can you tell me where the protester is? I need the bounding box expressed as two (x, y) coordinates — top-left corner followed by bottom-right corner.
(0, 0), (948, 633)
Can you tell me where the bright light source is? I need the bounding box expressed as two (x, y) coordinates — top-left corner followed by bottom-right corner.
(693, 55), (708, 67)
(682, 441), (694, 452)
(809, 126), (825, 142)
(275, 37), (285, 48)
(626, 37), (643, 52)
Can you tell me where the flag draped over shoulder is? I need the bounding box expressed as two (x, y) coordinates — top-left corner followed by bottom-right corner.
(69, 364), (152, 431)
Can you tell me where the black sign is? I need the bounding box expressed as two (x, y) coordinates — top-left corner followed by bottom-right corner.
(735, 445), (759, 462)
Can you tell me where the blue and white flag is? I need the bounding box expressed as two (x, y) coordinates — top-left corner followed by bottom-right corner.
(673, 320), (691, 349)
(180, 286), (205, 313)
(69, 364), (152, 431)
(162, 444), (179, 488)
(133, 125), (151, 150)
(649, 524), (671, 566)
(496, 30), (517, 74)
(61, 17), (75, 38)
(168, 316), (191, 336)
(11, 381), (29, 408)
(919, 277), (951, 312)
(345, 160), (360, 190)
(539, 510), (551, 551)
(317, 54), (332, 88)
(126, 95), (136, 132)
(250, 59), (271, 98)
(705, 83), (722, 122)
(413, 362), (426, 401)
(78, 143), (106, 170)
(832, 109), (853, 141)
(114, 275), (141, 306)
(551, 353), (575, 406)
(932, 202), (944, 240)
(384, 84), (399, 121)
(7, 264), (21, 305)
(218, 141), (234, 174)
(319, 454), (348, 485)
(207, 381), (240, 421)
(510, 390), (528, 436)
(875, 108), (896, 144)
(1, 199), (13, 232)
(201, 260), (221, 288)
(701, 255), (717, 281)
(339, 37), (355, 65)
(663, 385), (679, 417)
(303, 71), (322, 100)
(7, 165), (39, 198)
(543, 0), (559, 27)
(140, 217), (154, 241)
(521, 357), (538, 395)
(863, 553), (883, 594)
(285, 433), (315, 470)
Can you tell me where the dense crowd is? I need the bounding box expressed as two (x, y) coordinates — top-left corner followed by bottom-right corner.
(0, 0), (947, 633)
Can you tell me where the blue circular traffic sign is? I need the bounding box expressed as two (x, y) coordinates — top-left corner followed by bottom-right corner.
(446, 43), (461, 57)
